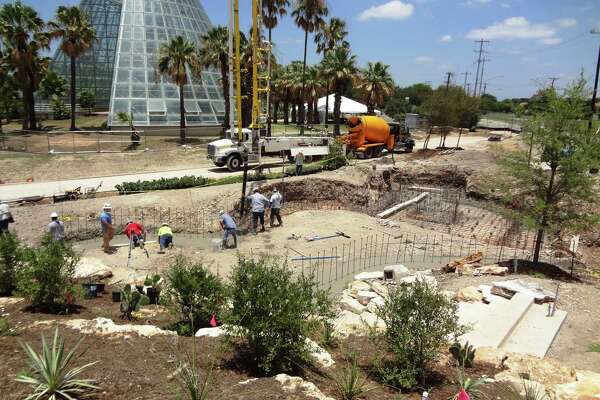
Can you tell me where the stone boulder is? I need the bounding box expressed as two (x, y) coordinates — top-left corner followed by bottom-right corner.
(354, 271), (384, 281)
(74, 257), (113, 280)
(360, 311), (386, 332)
(305, 338), (334, 368)
(399, 272), (438, 288)
(456, 286), (483, 303)
(367, 296), (385, 313)
(370, 281), (389, 297)
(195, 326), (226, 338)
(349, 280), (371, 294)
(553, 370), (600, 400)
(333, 310), (365, 337)
(340, 295), (365, 314)
(356, 290), (379, 306)
(275, 374), (334, 400)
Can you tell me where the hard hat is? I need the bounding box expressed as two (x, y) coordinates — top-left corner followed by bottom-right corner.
(253, 187), (259, 193)
(161, 222), (169, 226)
(273, 188), (278, 192)
(126, 220), (133, 224)
(103, 203), (112, 210)
(50, 212), (58, 218)
(219, 210), (225, 216)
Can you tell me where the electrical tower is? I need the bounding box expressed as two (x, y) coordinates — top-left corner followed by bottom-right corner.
(461, 72), (471, 91)
(472, 39), (489, 96)
(445, 72), (454, 91)
(478, 57), (491, 97)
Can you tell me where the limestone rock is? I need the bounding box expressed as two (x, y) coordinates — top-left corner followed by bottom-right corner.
(340, 295), (365, 314)
(275, 374), (335, 400)
(354, 271), (384, 281)
(360, 311), (386, 332)
(456, 286), (484, 303)
(74, 257), (113, 280)
(333, 310), (365, 337)
(40, 317), (177, 338)
(195, 326), (226, 338)
(475, 264), (509, 276)
(349, 280), (371, 293)
(305, 338), (334, 368)
(370, 281), (389, 297)
(553, 370), (600, 400)
(492, 280), (555, 304)
(367, 296), (385, 313)
(0, 297), (23, 306)
(444, 251), (483, 273)
(356, 290), (379, 306)
(400, 272), (437, 288)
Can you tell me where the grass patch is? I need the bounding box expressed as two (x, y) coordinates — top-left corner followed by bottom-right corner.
(587, 342), (600, 353)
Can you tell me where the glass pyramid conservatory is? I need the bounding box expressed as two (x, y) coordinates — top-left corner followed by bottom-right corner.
(51, 0), (225, 128)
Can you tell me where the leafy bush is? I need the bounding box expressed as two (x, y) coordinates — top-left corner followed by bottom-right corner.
(163, 256), (225, 336)
(116, 175), (214, 193)
(225, 256), (332, 374)
(0, 232), (23, 296)
(450, 341), (476, 368)
(120, 284), (149, 320)
(373, 279), (467, 389)
(15, 328), (99, 399)
(77, 90), (95, 115)
(16, 238), (79, 313)
(0, 316), (17, 336)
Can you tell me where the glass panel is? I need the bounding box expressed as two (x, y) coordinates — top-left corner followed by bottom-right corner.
(148, 99), (166, 113)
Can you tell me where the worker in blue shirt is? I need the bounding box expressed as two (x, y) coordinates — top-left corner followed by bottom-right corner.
(219, 210), (237, 249)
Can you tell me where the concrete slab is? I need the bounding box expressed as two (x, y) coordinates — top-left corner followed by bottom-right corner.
(459, 292), (534, 349)
(501, 304), (567, 358)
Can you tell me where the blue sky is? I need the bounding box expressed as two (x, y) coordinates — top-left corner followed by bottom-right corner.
(4, 0), (600, 99)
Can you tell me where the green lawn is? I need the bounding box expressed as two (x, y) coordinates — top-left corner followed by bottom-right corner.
(2, 114), (107, 133)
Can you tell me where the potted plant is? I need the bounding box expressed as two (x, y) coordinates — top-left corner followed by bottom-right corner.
(144, 274), (161, 305)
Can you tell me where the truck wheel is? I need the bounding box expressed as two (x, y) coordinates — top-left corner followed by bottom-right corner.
(214, 162), (225, 168)
(226, 154), (242, 171)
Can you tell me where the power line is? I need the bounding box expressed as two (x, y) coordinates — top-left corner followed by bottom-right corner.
(478, 57), (491, 97)
(473, 39), (490, 96)
(461, 72), (471, 91)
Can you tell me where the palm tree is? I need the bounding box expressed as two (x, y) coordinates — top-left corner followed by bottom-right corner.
(304, 65), (323, 125)
(292, 0), (328, 133)
(321, 46), (357, 136)
(358, 62), (395, 115)
(0, 1), (50, 130)
(48, 6), (96, 131)
(157, 36), (202, 143)
(199, 26), (231, 134)
(262, 0), (289, 135)
(314, 17), (347, 127)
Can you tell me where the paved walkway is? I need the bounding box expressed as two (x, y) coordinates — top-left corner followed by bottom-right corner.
(0, 167), (241, 202)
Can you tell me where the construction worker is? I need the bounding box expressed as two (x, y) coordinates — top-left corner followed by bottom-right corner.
(269, 188), (283, 227)
(247, 187), (270, 234)
(123, 220), (145, 247)
(0, 203), (14, 234)
(157, 223), (173, 253)
(219, 210), (237, 249)
(295, 151), (304, 176)
(99, 203), (115, 253)
(47, 212), (65, 241)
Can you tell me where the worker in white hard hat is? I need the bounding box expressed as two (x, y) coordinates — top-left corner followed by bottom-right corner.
(269, 188), (283, 227)
(99, 203), (114, 252)
(47, 211), (65, 242)
(157, 222), (173, 253)
(246, 187), (269, 234)
(0, 203), (14, 234)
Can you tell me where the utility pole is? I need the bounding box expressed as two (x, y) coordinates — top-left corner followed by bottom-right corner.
(548, 77), (560, 89)
(478, 57), (490, 97)
(461, 72), (471, 91)
(445, 72), (453, 91)
(483, 83), (487, 96)
(466, 83), (471, 94)
(589, 28), (600, 131)
(472, 39), (489, 96)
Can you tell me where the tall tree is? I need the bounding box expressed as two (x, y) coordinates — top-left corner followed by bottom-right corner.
(48, 6), (96, 131)
(321, 46), (357, 136)
(304, 65), (323, 124)
(263, 0), (289, 136)
(314, 17), (347, 127)
(157, 36), (202, 143)
(292, 0), (328, 134)
(0, 1), (50, 130)
(358, 61), (395, 115)
(499, 78), (600, 265)
(200, 26), (232, 135)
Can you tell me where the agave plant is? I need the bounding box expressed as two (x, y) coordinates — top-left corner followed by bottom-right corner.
(334, 358), (373, 400)
(453, 367), (486, 400)
(15, 328), (99, 400)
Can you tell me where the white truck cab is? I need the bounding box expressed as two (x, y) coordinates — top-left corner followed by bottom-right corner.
(207, 129), (332, 171)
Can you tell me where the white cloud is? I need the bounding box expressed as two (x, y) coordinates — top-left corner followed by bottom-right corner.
(466, 17), (557, 40)
(359, 1), (415, 21)
(440, 34), (452, 42)
(557, 18), (577, 28)
(415, 56), (433, 63)
(539, 37), (562, 45)
(462, 0), (492, 6)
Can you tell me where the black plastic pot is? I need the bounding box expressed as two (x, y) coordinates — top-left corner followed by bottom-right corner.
(112, 291), (121, 303)
(82, 283), (98, 299)
(146, 287), (159, 305)
(135, 285), (144, 294)
(95, 283), (105, 293)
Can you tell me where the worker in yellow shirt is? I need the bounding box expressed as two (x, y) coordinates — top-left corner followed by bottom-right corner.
(157, 223), (173, 253)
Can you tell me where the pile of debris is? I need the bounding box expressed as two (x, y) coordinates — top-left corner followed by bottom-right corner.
(443, 252), (508, 276)
(334, 265), (438, 337)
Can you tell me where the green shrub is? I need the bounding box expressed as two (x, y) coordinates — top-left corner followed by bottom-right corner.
(0, 316), (17, 336)
(116, 175), (214, 193)
(373, 279), (467, 389)
(450, 341), (476, 368)
(15, 239), (79, 313)
(163, 256), (225, 336)
(0, 232), (23, 296)
(225, 256), (332, 374)
(15, 328), (99, 399)
(119, 284), (149, 320)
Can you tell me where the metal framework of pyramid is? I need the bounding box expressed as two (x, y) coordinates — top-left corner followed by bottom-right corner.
(51, 0), (225, 127)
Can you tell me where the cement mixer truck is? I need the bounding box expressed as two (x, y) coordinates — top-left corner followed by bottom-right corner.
(340, 116), (415, 158)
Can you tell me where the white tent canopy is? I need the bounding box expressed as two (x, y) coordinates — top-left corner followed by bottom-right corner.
(316, 94), (381, 116)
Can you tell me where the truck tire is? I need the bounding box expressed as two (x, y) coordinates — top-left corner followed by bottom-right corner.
(214, 162), (225, 168)
(226, 154), (242, 171)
